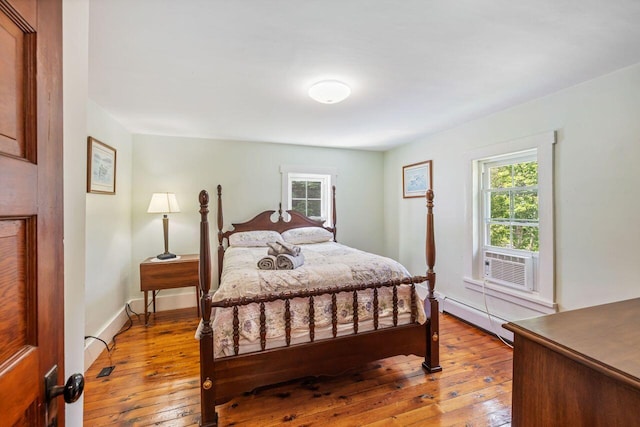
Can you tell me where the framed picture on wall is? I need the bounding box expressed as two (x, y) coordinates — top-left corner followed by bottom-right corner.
(402, 160), (432, 198)
(87, 136), (117, 194)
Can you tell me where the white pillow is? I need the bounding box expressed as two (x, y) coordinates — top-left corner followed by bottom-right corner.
(281, 227), (333, 244)
(228, 230), (283, 247)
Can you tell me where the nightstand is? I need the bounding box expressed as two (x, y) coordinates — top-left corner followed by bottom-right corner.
(139, 254), (200, 325)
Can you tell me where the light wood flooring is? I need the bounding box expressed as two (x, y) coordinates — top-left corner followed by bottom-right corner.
(83, 308), (513, 426)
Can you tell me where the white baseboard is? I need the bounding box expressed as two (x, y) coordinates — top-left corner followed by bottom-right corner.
(127, 291), (198, 314)
(439, 296), (514, 342)
(83, 306), (129, 372)
(84, 292), (198, 372)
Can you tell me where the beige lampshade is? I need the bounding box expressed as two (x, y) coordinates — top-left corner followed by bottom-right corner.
(147, 193), (180, 213)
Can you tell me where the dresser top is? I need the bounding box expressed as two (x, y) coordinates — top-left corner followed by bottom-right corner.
(505, 298), (640, 387)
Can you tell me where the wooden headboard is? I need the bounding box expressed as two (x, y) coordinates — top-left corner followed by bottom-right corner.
(215, 184), (337, 281)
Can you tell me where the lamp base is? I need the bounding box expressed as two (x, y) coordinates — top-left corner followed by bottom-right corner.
(156, 252), (177, 260)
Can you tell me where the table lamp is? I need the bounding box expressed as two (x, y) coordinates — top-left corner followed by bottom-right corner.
(147, 192), (180, 260)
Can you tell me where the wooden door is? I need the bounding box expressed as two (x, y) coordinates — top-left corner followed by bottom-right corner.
(0, 0), (68, 425)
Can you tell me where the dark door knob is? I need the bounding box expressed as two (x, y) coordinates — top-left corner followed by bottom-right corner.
(48, 373), (84, 403)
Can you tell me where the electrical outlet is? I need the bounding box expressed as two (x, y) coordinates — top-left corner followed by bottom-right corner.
(97, 366), (115, 378)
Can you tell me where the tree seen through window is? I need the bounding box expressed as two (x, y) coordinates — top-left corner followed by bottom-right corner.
(485, 159), (539, 251)
(291, 180), (322, 218)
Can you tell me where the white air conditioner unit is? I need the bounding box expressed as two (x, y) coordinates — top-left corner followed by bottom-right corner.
(483, 250), (533, 291)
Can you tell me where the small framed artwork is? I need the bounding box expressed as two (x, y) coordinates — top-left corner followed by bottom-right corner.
(87, 136), (117, 194)
(402, 160), (432, 199)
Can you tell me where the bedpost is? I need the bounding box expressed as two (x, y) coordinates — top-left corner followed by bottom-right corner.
(217, 185), (224, 283)
(422, 189), (442, 373)
(199, 190), (218, 426)
(331, 185), (337, 242)
(331, 185), (338, 242)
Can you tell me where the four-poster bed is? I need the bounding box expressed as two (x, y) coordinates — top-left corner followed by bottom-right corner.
(195, 185), (440, 426)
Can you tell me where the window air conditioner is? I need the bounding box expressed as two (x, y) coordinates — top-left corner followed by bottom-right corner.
(483, 250), (533, 291)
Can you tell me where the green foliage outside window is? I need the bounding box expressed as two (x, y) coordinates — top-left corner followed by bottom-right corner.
(486, 161), (539, 251)
(291, 180), (322, 218)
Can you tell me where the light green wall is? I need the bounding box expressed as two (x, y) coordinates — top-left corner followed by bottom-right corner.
(131, 135), (385, 296)
(384, 63), (640, 318)
(85, 100), (133, 335)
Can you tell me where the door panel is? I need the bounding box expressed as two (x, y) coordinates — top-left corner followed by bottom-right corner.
(0, 8), (25, 156)
(0, 0), (64, 425)
(0, 218), (35, 363)
(0, 347), (39, 424)
(0, 157), (38, 215)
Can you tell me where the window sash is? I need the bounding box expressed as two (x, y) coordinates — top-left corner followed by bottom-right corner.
(288, 174), (329, 222)
(481, 152), (539, 252)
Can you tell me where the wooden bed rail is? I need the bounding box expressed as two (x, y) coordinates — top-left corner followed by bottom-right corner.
(209, 276), (426, 308)
(212, 277), (424, 356)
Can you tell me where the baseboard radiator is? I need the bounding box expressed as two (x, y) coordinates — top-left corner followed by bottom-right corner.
(440, 296), (514, 342)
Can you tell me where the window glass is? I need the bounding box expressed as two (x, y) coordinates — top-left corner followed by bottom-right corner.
(307, 199), (321, 217)
(513, 191), (538, 220)
(489, 193), (510, 220)
(513, 161), (538, 187)
(291, 199), (307, 213)
(291, 181), (306, 199)
(307, 181), (321, 199)
(289, 177), (327, 220)
(489, 165), (513, 188)
(484, 156), (538, 252)
(513, 226), (539, 251)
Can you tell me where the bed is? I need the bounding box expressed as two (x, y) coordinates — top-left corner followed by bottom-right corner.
(196, 185), (440, 426)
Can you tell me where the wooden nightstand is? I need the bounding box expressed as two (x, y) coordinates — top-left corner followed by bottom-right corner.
(139, 254), (200, 325)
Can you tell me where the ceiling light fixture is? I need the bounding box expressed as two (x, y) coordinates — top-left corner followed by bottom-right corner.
(308, 80), (351, 104)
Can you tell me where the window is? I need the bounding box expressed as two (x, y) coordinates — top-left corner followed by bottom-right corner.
(481, 151), (538, 252)
(289, 174), (328, 221)
(280, 166), (336, 227)
(463, 132), (556, 314)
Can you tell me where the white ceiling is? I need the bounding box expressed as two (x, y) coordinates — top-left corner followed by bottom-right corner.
(88, 0), (640, 151)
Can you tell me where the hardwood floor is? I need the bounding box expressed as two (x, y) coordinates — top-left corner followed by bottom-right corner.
(83, 308), (513, 426)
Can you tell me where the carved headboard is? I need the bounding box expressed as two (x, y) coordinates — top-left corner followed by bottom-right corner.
(215, 184), (337, 280)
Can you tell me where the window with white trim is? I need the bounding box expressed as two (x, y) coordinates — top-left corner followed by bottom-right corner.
(289, 173), (329, 222)
(463, 132), (556, 314)
(481, 151), (538, 252)
(281, 166), (336, 227)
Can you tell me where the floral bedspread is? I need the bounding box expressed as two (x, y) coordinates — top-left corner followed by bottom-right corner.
(209, 242), (427, 357)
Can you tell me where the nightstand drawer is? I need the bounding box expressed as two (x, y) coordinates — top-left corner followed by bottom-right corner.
(139, 254), (200, 325)
(140, 254), (199, 291)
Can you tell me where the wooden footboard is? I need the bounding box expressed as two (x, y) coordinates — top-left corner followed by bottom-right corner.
(196, 187), (440, 426)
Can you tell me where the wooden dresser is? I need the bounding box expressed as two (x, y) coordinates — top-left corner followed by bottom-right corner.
(504, 298), (640, 426)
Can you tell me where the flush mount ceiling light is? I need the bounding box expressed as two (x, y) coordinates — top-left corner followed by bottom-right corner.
(308, 80), (351, 104)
